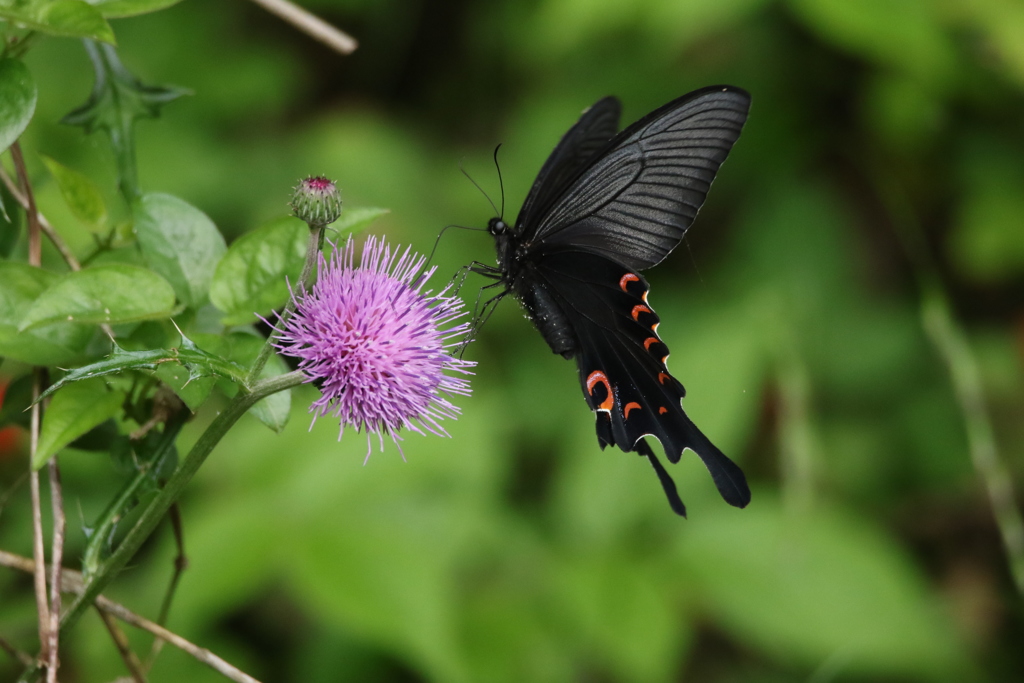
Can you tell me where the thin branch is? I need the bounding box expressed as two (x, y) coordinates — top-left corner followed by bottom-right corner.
(10, 143), (40, 265)
(144, 503), (188, 671)
(0, 550), (262, 683)
(96, 608), (147, 683)
(46, 457), (64, 683)
(0, 167), (82, 271)
(922, 293), (1024, 592)
(27, 375), (49, 664)
(13, 142), (52, 673)
(247, 0), (358, 54)
(0, 636), (35, 668)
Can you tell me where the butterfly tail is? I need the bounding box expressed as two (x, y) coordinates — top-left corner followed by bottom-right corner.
(678, 417), (751, 509)
(636, 439), (687, 517)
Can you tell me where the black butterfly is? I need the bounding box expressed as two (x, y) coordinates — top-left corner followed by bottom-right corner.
(473, 86), (752, 517)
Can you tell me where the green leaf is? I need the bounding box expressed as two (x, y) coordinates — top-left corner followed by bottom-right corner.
(678, 496), (972, 678)
(0, 1), (115, 43)
(0, 262), (94, 365)
(787, 0), (955, 87)
(133, 193), (226, 307)
(61, 41), (188, 199)
(209, 216), (309, 325)
(335, 206), (390, 234)
(40, 155), (108, 230)
(86, 0), (184, 18)
(19, 264), (176, 330)
(37, 335), (246, 403)
(225, 332), (291, 432)
(34, 378), (124, 469)
(0, 58), (37, 153)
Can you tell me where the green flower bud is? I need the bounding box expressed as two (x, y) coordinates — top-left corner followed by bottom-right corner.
(291, 176), (343, 228)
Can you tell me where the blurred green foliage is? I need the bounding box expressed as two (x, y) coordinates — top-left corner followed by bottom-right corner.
(3, 0), (1024, 681)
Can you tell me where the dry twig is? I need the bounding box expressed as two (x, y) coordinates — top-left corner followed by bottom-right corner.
(46, 458), (64, 683)
(0, 167), (80, 271)
(97, 609), (147, 683)
(0, 550), (262, 683)
(248, 0), (358, 54)
(12, 141), (52, 670)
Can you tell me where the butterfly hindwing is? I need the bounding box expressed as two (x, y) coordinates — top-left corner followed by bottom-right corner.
(532, 249), (751, 509)
(527, 86), (750, 271)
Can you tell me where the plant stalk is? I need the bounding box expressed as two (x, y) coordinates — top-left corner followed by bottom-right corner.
(59, 371), (305, 632)
(247, 225), (322, 384)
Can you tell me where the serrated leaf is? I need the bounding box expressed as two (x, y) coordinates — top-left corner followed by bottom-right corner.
(40, 154), (108, 230)
(225, 332), (290, 432)
(335, 206), (390, 234)
(0, 1), (115, 43)
(37, 337), (247, 403)
(19, 264), (176, 330)
(134, 193), (226, 307)
(0, 262), (94, 365)
(34, 378), (124, 469)
(87, 0), (184, 18)
(209, 216), (308, 325)
(61, 40), (188, 199)
(0, 58), (37, 153)
(155, 356), (215, 411)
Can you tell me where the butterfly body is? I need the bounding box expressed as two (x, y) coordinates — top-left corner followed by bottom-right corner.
(482, 86), (752, 516)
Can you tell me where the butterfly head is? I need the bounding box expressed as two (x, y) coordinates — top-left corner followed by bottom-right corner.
(487, 217), (508, 236)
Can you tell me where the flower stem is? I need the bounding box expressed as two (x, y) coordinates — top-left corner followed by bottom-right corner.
(59, 371), (306, 632)
(247, 225), (322, 385)
(80, 413), (186, 579)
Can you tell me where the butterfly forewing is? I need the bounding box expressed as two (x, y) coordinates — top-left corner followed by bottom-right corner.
(515, 97), (623, 233)
(527, 86), (750, 271)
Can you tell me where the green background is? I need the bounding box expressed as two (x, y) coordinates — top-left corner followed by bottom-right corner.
(2, 0), (1024, 680)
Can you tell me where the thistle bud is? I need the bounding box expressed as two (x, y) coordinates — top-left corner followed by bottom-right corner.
(291, 176), (343, 228)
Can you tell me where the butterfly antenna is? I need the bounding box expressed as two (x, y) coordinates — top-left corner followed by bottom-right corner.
(460, 158), (500, 217)
(683, 236), (704, 286)
(492, 144), (505, 219)
(425, 223), (485, 269)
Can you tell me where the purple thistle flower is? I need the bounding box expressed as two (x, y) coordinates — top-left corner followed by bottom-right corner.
(271, 235), (475, 455)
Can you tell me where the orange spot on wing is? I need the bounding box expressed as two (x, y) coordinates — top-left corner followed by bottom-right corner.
(643, 337), (659, 350)
(586, 370), (614, 412)
(658, 406), (668, 415)
(657, 372), (671, 385)
(631, 304), (651, 321)
(624, 402), (641, 418)
(619, 273), (640, 292)
(642, 290), (648, 303)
